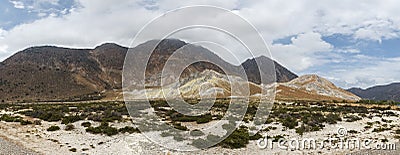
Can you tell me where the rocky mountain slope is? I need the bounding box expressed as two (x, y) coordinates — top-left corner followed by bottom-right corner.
(348, 83), (400, 102)
(0, 43), (127, 102)
(0, 39), (298, 102)
(277, 75), (361, 101)
(131, 69), (266, 99)
(131, 70), (360, 102)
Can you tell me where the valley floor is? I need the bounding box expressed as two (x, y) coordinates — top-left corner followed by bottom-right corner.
(0, 101), (399, 155)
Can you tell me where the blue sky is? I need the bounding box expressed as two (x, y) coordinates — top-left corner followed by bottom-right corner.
(1, 0), (400, 89)
(0, 0), (76, 30)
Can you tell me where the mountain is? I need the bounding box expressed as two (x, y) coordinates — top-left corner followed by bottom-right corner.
(0, 43), (127, 102)
(277, 75), (361, 101)
(241, 56), (298, 84)
(0, 39), (297, 102)
(132, 71), (360, 102)
(132, 69), (264, 99)
(347, 83), (400, 102)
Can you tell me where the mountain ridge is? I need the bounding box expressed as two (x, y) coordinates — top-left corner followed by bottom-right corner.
(0, 39), (299, 102)
(277, 74), (361, 101)
(347, 83), (400, 102)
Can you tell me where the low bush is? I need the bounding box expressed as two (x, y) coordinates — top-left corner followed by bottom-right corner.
(325, 113), (342, 124)
(372, 127), (390, 132)
(173, 123), (188, 131)
(47, 125), (60, 131)
(220, 127), (249, 149)
(281, 117), (298, 129)
(0, 114), (22, 122)
(86, 122), (118, 136)
(61, 115), (85, 124)
(118, 126), (140, 134)
(81, 122), (91, 127)
(33, 120), (42, 125)
(69, 148), (77, 152)
(190, 129), (205, 137)
(20, 120), (33, 125)
(196, 114), (212, 124)
(295, 125), (307, 136)
(344, 115), (362, 122)
(192, 138), (208, 148)
(21, 110), (64, 122)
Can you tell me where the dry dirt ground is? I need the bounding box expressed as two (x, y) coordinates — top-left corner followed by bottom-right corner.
(0, 103), (399, 155)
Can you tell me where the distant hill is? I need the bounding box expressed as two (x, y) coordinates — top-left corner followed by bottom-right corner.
(347, 83), (400, 102)
(277, 75), (361, 101)
(0, 39), (298, 102)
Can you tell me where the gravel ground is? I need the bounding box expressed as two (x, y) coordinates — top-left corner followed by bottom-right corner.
(0, 137), (39, 155)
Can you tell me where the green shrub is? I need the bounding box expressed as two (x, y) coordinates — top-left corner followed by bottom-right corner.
(103, 126), (118, 136)
(196, 114), (212, 124)
(207, 134), (221, 144)
(348, 130), (358, 134)
(192, 138), (208, 148)
(0, 114), (22, 122)
(372, 127), (390, 132)
(281, 117), (298, 129)
(81, 122), (91, 127)
(325, 113), (342, 124)
(21, 110), (64, 122)
(344, 115), (362, 122)
(47, 125), (60, 131)
(118, 126), (140, 134)
(62, 115), (84, 124)
(20, 120), (33, 125)
(69, 148), (77, 152)
(190, 129), (205, 137)
(86, 127), (102, 134)
(33, 120), (42, 125)
(87, 110), (122, 122)
(220, 127), (249, 149)
(295, 125), (307, 136)
(249, 132), (263, 140)
(85, 122), (118, 136)
(173, 123), (188, 131)
(170, 113), (213, 124)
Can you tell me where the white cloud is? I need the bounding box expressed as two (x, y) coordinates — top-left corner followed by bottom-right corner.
(335, 48), (360, 54)
(2, 0), (400, 60)
(353, 19), (400, 43)
(321, 55), (400, 89)
(10, 0), (25, 9)
(9, 0), (62, 16)
(0, 28), (9, 58)
(1, 0), (400, 88)
(0, 29), (7, 38)
(271, 32), (333, 72)
(0, 29), (8, 55)
(0, 0), (245, 61)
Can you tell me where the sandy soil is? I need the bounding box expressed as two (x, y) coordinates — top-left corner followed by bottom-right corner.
(0, 109), (399, 154)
